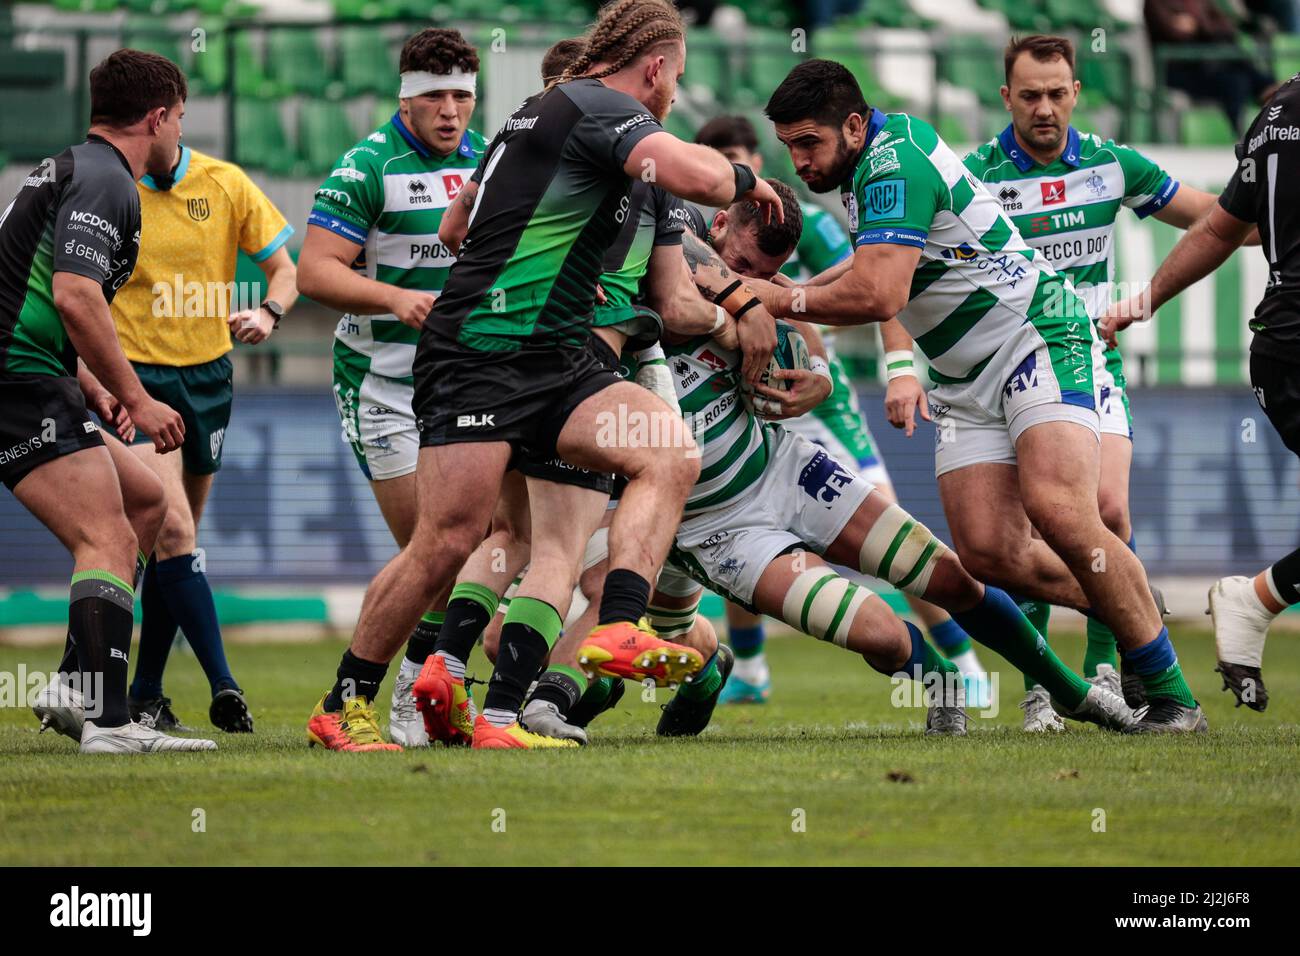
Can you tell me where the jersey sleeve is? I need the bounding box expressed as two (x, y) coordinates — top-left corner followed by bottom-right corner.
(653, 188), (687, 247)
(848, 139), (943, 250)
(1112, 141), (1180, 218)
(229, 166), (292, 262)
(51, 161), (136, 285)
(797, 206), (852, 273)
(570, 84), (665, 170)
(1218, 138), (1259, 223)
(307, 145), (384, 245)
(681, 202), (710, 238)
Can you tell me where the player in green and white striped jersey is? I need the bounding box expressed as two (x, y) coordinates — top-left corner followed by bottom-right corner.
(752, 59), (1204, 732)
(297, 29), (487, 746)
(962, 34), (1249, 729)
(693, 117), (990, 705)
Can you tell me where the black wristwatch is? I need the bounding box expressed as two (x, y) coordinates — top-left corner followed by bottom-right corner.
(260, 299), (284, 329)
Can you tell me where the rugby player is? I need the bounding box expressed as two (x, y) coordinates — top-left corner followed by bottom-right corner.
(748, 59), (1205, 732)
(307, 0), (785, 751)
(693, 115), (990, 707)
(5, 50), (214, 753)
(960, 34), (1253, 729)
(414, 38), (778, 748)
(1102, 75), (1300, 714)
(297, 28), (489, 749)
(104, 68), (297, 735)
(525, 190), (1139, 743)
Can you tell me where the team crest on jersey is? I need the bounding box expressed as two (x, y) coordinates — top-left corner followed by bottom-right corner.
(1040, 180), (1066, 204)
(187, 197), (210, 222)
(1085, 171), (1107, 197)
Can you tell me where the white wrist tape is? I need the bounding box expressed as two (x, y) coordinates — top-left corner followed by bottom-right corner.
(710, 304), (727, 334)
(858, 503), (947, 598)
(634, 359), (682, 416)
(809, 356), (831, 384)
(884, 349), (916, 382)
(399, 68), (477, 97)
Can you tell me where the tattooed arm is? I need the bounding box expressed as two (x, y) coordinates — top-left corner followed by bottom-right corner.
(680, 229), (776, 382)
(438, 181), (478, 256)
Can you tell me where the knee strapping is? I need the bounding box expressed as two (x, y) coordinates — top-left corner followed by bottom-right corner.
(647, 593), (701, 639)
(781, 568), (873, 648)
(858, 503), (947, 597)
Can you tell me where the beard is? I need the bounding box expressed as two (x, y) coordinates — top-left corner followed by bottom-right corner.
(804, 133), (859, 194)
(648, 82), (674, 123)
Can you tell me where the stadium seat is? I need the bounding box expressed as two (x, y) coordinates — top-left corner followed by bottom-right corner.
(1181, 106), (1237, 145)
(231, 30), (279, 99)
(266, 28), (333, 97)
(234, 99), (300, 176)
(297, 99), (358, 174)
(743, 28), (803, 104)
(338, 26), (395, 96)
(939, 35), (1004, 109)
(123, 23), (187, 69)
(1275, 34), (1300, 80)
(0, 87), (80, 162)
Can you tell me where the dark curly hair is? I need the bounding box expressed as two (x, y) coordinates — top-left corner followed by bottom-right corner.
(729, 178), (803, 257)
(399, 28), (480, 76)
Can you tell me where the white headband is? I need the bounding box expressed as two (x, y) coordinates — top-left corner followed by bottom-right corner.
(399, 69), (477, 98)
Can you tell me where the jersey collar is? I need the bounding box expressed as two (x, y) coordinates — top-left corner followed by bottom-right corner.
(391, 111), (477, 161)
(140, 145), (191, 191)
(85, 133), (133, 176)
(845, 107), (891, 189)
(999, 123), (1082, 172)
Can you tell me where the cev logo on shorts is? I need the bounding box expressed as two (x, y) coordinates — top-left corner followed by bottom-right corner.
(1003, 352), (1041, 401)
(798, 450), (854, 508)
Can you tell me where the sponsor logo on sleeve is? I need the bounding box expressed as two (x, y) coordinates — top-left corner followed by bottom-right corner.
(331, 167), (367, 182)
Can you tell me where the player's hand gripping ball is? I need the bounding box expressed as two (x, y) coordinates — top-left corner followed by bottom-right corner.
(741, 320), (811, 418)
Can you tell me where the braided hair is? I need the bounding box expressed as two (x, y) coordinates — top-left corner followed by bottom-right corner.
(555, 0), (685, 86)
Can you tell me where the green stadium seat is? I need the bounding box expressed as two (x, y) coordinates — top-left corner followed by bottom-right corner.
(123, 23), (187, 68)
(743, 28), (803, 104)
(234, 99), (299, 176)
(266, 29), (332, 97)
(1275, 34), (1300, 79)
(338, 27), (395, 96)
(231, 30), (278, 99)
(331, 0), (401, 18)
(1181, 106), (1237, 145)
(1078, 52), (1135, 109)
(940, 35), (1003, 109)
(683, 30), (737, 104)
(52, 0), (120, 11)
(0, 87), (80, 162)
(372, 98), (396, 132)
(297, 99), (357, 174)
(813, 33), (893, 110)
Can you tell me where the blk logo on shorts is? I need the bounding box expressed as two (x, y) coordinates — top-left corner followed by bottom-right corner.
(456, 414), (495, 428)
(1004, 352), (1041, 400)
(798, 450), (853, 508)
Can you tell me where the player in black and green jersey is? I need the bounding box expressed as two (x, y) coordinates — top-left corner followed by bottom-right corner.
(314, 0), (786, 751)
(2, 50), (213, 754)
(693, 115), (990, 706)
(299, 28), (491, 750)
(961, 35), (1250, 728)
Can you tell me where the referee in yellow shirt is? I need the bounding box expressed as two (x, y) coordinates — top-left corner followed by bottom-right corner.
(111, 130), (297, 733)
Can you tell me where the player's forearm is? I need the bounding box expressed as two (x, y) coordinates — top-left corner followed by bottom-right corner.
(769, 274), (892, 326)
(802, 258), (854, 287)
(261, 258), (299, 313)
(55, 282), (148, 409)
(439, 182), (477, 255)
(296, 258), (403, 316)
(1147, 217), (1241, 313)
(655, 150), (735, 208)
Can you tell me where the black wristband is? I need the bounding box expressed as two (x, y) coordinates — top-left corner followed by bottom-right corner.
(712, 279), (743, 306)
(733, 297), (762, 319)
(731, 162), (756, 203)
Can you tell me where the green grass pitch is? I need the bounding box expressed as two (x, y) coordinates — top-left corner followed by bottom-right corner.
(1, 626), (1296, 866)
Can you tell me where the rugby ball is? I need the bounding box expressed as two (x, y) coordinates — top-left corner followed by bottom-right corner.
(740, 320), (811, 411)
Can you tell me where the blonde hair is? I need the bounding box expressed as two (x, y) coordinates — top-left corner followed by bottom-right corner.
(556, 0), (684, 86)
